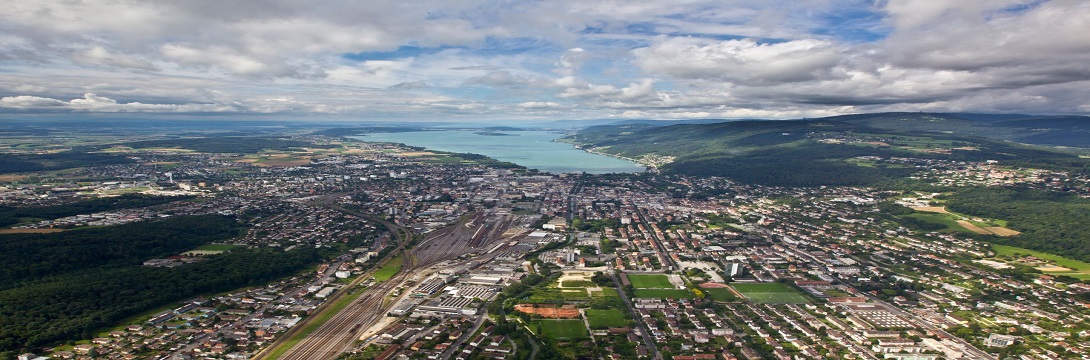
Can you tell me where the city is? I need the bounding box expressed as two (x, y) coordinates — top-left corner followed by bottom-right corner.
(2, 132), (1088, 360)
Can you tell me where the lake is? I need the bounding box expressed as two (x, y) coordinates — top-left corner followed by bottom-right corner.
(350, 130), (645, 174)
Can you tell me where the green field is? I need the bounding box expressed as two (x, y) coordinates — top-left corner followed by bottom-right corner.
(585, 309), (628, 329)
(194, 244), (241, 251)
(373, 255), (403, 282)
(993, 245), (1090, 280)
(526, 288), (591, 303)
(533, 319), (589, 339)
(588, 287), (621, 298)
(561, 280), (595, 288)
(634, 289), (694, 299)
(730, 283), (810, 304)
(627, 274), (674, 289)
(703, 288), (740, 302)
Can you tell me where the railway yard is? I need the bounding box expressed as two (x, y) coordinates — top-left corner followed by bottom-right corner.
(265, 205), (535, 360)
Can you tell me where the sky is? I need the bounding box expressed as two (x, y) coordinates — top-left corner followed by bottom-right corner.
(1, 0), (1089, 121)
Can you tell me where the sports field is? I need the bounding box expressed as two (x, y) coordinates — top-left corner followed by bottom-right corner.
(627, 274), (674, 289)
(534, 319), (589, 339)
(585, 309), (628, 329)
(730, 283), (810, 304)
(704, 288), (740, 302)
(634, 289), (694, 299)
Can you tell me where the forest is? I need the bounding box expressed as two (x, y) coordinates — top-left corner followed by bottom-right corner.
(663, 142), (916, 187)
(0, 214), (326, 353)
(946, 187), (1090, 263)
(0, 214), (240, 288)
(0, 248), (322, 353)
(0, 194), (189, 228)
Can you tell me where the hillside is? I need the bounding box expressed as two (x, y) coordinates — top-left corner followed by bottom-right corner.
(566, 113), (1090, 186)
(828, 113), (1090, 148)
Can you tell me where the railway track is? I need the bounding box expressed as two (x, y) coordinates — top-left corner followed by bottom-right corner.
(259, 196), (520, 360)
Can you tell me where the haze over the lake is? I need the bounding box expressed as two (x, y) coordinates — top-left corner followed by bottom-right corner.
(2, 1), (1090, 122)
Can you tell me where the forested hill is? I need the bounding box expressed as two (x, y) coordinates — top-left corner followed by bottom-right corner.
(827, 112), (1090, 148)
(566, 113), (1090, 187)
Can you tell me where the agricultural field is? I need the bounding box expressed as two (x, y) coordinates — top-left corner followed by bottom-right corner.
(904, 213), (976, 234)
(585, 309), (629, 329)
(626, 274), (674, 289)
(911, 207), (1019, 236)
(730, 283), (810, 304)
(634, 289), (694, 299)
(532, 319), (589, 340)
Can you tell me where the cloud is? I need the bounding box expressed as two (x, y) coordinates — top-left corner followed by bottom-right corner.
(0, 93), (236, 113)
(518, 101), (563, 109)
(450, 65), (503, 71)
(75, 46), (158, 71)
(463, 71), (531, 88)
(388, 81), (429, 90)
(633, 37), (846, 85)
(555, 48), (588, 76)
(1, 0), (1089, 119)
(0, 95), (67, 108)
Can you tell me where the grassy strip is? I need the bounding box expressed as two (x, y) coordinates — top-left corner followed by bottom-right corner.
(373, 255), (403, 282)
(993, 244), (1090, 279)
(266, 287), (366, 360)
(194, 244), (242, 251)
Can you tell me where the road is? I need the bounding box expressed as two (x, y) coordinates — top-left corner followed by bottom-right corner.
(633, 205), (678, 270)
(610, 271), (661, 360)
(439, 309), (490, 359)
